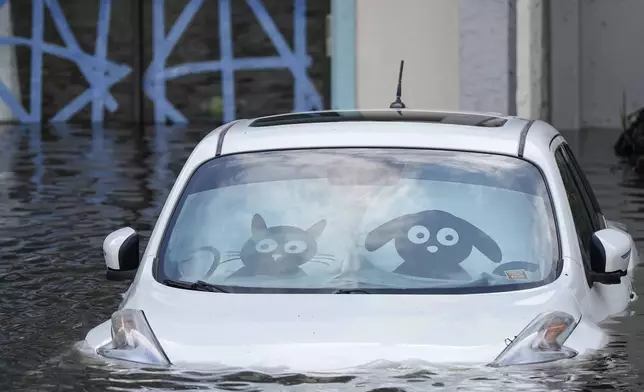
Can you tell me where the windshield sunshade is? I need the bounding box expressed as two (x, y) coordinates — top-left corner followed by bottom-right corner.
(157, 148), (559, 294)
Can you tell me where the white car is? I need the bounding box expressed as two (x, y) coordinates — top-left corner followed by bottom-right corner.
(84, 109), (639, 372)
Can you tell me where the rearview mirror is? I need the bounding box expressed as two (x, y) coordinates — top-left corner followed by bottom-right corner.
(590, 228), (631, 285)
(104, 227), (140, 281)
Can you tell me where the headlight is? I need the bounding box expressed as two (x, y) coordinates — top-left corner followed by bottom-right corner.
(96, 309), (170, 366)
(488, 311), (579, 367)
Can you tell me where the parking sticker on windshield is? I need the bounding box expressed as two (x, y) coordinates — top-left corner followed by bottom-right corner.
(504, 269), (529, 280)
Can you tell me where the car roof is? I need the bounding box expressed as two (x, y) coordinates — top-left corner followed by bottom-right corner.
(190, 109), (561, 164)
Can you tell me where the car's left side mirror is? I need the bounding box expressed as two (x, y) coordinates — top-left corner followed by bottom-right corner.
(104, 227), (140, 281)
(590, 228), (631, 285)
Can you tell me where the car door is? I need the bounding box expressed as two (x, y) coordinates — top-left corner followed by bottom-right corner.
(559, 143), (638, 274)
(553, 141), (633, 320)
(553, 144), (599, 286)
(559, 142), (639, 279)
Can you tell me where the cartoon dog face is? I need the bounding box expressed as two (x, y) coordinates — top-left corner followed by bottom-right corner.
(365, 210), (502, 278)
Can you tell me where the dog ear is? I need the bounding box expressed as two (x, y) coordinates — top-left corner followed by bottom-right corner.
(461, 219), (502, 263)
(306, 219), (327, 239)
(365, 216), (409, 252)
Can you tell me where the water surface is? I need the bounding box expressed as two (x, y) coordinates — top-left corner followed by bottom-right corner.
(1, 124), (643, 391)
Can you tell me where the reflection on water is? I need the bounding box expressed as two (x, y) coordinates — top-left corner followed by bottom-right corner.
(0, 125), (643, 391)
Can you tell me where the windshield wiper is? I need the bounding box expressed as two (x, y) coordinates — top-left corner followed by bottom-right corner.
(331, 288), (372, 294)
(164, 280), (377, 294)
(163, 279), (230, 293)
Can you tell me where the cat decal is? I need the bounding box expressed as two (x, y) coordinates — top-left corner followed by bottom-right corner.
(227, 213), (331, 278)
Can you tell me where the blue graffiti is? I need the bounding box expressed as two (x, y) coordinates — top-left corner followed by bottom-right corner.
(146, 0), (322, 124)
(0, 0), (131, 123)
(0, 0), (323, 124)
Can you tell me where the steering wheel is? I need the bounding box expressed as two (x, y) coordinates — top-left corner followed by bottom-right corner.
(178, 246), (221, 280)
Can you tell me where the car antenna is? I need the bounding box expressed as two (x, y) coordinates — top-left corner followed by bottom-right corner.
(389, 60), (407, 110)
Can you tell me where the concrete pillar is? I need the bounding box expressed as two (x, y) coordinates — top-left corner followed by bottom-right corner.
(516, 0), (549, 121)
(459, 0), (516, 115)
(0, 0), (21, 122)
(549, 0), (580, 130)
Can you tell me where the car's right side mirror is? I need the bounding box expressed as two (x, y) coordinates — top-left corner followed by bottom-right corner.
(589, 228), (631, 285)
(103, 227), (140, 281)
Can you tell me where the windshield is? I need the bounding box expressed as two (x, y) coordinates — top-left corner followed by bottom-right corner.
(156, 148), (560, 294)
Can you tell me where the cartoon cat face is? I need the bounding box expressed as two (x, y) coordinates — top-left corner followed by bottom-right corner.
(239, 214), (327, 275)
(365, 210), (502, 276)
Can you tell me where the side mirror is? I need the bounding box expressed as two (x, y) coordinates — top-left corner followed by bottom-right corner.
(589, 228), (631, 285)
(104, 227), (140, 281)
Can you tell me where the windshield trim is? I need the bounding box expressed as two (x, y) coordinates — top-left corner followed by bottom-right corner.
(160, 277), (562, 295)
(152, 146), (563, 294)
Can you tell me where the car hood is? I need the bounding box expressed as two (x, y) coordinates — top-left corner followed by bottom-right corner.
(132, 283), (583, 371)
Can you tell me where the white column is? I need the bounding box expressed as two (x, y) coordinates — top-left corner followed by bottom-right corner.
(549, 0), (580, 130)
(516, 0), (549, 121)
(0, 0), (21, 122)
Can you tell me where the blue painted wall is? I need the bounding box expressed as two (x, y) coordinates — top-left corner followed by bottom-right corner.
(0, 0), (329, 124)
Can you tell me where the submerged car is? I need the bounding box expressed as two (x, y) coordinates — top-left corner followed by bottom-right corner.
(84, 109), (639, 371)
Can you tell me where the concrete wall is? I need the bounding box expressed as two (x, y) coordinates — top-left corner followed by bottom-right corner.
(459, 0), (516, 115)
(1, 0), (330, 124)
(355, 0), (460, 111)
(5, 0), (642, 128)
(354, 0), (516, 115)
(551, 0), (644, 130)
(352, 0), (644, 130)
(578, 0), (644, 129)
(549, 0), (580, 130)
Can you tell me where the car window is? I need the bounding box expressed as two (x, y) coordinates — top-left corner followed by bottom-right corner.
(157, 148), (560, 294)
(554, 146), (595, 262)
(561, 144), (604, 229)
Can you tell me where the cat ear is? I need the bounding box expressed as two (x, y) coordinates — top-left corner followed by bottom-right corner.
(251, 213), (268, 236)
(306, 219), (327, 239)
(365, 216), (407, 252)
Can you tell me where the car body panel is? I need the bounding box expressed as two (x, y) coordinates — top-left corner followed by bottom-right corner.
(218, 119), (527, 157)
(544, 134), (636, 323)
(122, 268), (586, 370)
(85, 109), (639, 370)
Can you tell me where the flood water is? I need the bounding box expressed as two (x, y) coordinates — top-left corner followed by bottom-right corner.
(1, 124), (644, 391)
